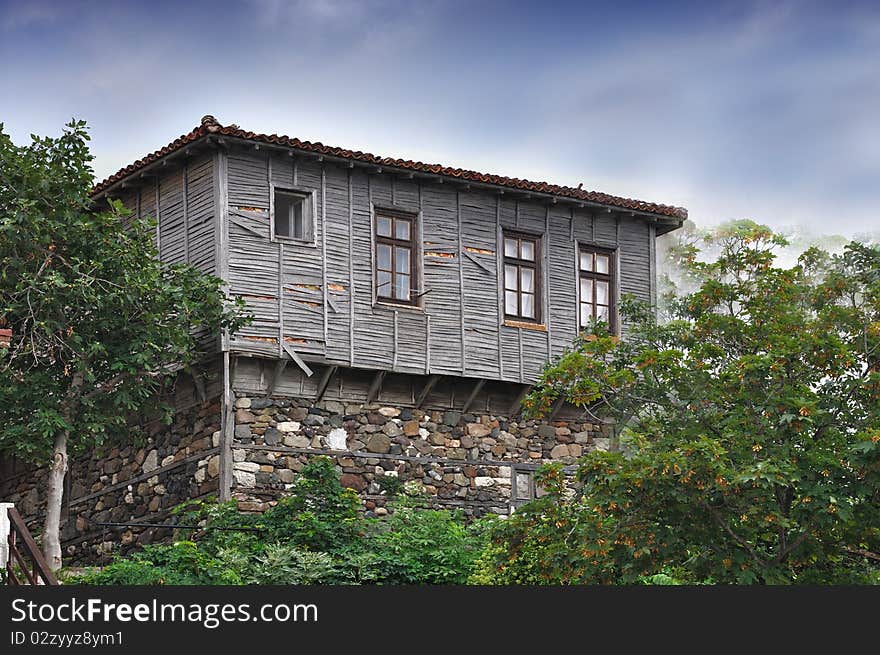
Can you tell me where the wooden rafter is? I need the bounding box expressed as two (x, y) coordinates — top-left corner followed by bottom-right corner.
(548, 396), (566, 421)
(366, 370), (386, 404)
(415, 374), (441, 408)
(314, 365), (338, 403)
(460, 379), (486, 413)
(264, 358), (288, 398)
(508, 384), (532, 417)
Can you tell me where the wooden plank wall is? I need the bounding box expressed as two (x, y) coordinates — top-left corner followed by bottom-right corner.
(113, 153), (216, 276)
(222, 147), (654, 385)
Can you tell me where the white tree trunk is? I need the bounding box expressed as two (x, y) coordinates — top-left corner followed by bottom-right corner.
(42, 430), (67, 572)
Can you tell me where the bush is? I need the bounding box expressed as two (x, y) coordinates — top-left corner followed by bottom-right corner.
(370, 495), (491, 585)
(74, 541), (242, 585)
(69, 458), (493, 586)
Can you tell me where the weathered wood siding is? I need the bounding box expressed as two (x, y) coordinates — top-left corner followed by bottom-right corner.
(112, 153), (217, 276)
(221, 147), (655, 384)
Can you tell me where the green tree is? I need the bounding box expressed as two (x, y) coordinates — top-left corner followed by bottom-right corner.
(0, 121), (246, 570)
(479, 222), (880, 584)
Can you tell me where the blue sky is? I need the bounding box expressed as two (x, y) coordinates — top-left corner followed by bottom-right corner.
(1, 0), (878, 236)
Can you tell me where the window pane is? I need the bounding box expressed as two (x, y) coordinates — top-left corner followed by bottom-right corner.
(596, 280), (609, 305)
(596, 305), (609, 322)
(394, 218), (411, 241)
(377, 244), (392, 270)
(579, 251), (593, 272)
(275, 193), (292, 237)
(596, 254), (610, 274)
(580, 303), (594, 326)
(292, 200), (304, 239)
(515, 473), (531, 500)
(504, 264), (518, 291)
(505, 290), (518, 315)
(395, 274), (411, 301)
(395, 246), (410, 274)
(504, 237), (518, 258)
(521, 293), (535, 318)
(520, 267), (534, 293)
(377, 216), (392, 237)
(377, 270), (392, 297)
(520, 240), (535, 261)
(580, 278), (593, 304)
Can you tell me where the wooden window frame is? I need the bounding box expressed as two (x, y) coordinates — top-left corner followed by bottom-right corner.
(374, 209), (419, 306)
(503, 231), (542, 324)
(578, 244), (617, 334)
(270, 185), (316, 244)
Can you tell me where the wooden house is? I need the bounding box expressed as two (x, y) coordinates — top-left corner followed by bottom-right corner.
(2, 116), (685, 560)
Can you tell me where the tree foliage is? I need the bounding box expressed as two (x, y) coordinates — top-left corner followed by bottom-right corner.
(0, 120), (247, 567)
(477, 221), (880, 584)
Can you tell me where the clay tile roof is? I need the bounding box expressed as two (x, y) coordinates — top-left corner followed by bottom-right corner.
(91, 115), (687, 220)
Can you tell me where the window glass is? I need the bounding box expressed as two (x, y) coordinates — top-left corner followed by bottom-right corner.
(580, 278), (593, 303)
(596, 253), (610, 274)
(377, 243), (392, 270)
(394, 218), (410, 241)
(377, 216), (392, 237)
(505, 290), (518, 315)
(377, 270), (392, 295)
(579, 251), (593, 272)
(521, 293), (535, 318)
(504, 238), (518, 258)
(520, 240), (535, 261)
(395, 274), (410, 301)
(504, 264), (518, 291)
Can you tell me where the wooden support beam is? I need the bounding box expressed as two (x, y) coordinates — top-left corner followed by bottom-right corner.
(366, 370), (386, 404)
(191, 371), (206, 404)
(415, 374), (441, 408)
(314, 365), (338, 403)
(508, 384), (532, 417)
(265, 358), (288, 397)
(548, 396), (566, 421)
(461, 379), (486, 413)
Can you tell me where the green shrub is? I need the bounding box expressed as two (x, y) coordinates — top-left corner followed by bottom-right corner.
(73, 541), (242, 585)
(370, 496), (492, 585)
(71, 458), (494, 586)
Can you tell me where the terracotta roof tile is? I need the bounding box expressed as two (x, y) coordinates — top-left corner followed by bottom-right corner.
(92, 115), (687, 220)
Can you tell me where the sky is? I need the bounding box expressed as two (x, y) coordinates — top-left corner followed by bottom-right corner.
(1, 0), (878, 237)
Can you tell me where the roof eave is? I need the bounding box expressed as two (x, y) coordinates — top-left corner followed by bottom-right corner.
(92, 130), (687, 224)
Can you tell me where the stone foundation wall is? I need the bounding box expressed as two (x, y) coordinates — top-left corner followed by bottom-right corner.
(230, 395), (611, 516)
(0, 396), (222, 565)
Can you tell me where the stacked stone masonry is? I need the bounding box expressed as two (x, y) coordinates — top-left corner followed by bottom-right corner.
(0, 390), (611, 564)
(0, 398), (221, 564)
(230, 395), (611, 517)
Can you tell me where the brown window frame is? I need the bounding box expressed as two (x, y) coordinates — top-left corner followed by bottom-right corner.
(578, 245), (616, 333)
(503, 231), (542, 323)
(374, 209), (419, 306)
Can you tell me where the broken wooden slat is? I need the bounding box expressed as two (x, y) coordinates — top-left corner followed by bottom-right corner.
(281, 342), (314, 377)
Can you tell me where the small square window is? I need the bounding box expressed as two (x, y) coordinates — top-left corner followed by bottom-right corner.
(274, 189), (312, 240)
